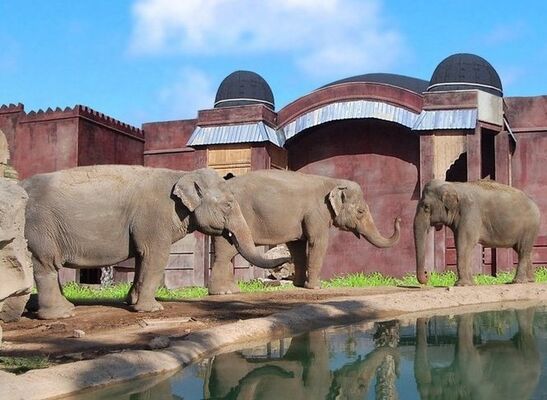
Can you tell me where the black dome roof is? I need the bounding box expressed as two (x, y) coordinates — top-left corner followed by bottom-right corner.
(429, 53), (502, 96)
(214, 71), (274, 109)
(322, 73), (429, 93)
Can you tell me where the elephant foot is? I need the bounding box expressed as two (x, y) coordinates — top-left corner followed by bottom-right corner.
(37, 304), (76, 320)
(208, 280), (240, 295)
(131, 300), (164, 313)
(455, 279), (473, 287)
(304, 280), (320, 290)
(510, 277), (531, 284)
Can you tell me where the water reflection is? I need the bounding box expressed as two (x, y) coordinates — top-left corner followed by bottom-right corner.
(74, 307), (546, 399)
(414, 309), (540, 400)
(204, 308), (543, 400)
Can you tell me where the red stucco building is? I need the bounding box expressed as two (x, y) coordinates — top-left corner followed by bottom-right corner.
(2, 53), (546, 286)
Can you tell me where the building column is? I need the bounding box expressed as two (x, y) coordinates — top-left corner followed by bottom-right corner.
(467, 126), (483, 274)
(419, 133), (436, 273)
(494, 131), (514, 273)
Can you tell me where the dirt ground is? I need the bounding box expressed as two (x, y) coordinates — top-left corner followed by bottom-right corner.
(0, 286), (409, 363)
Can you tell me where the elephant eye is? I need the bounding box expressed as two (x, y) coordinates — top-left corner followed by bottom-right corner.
(357, 208), (365, 218)
(423, 205), (430, 213)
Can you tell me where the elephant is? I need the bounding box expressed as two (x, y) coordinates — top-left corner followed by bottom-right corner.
(414, 179), (540, 286)
(414, 309), (540, 400)
(204, 324), (401, 400)
(22, 165), (289, 319)
(210, 169), (401, 294)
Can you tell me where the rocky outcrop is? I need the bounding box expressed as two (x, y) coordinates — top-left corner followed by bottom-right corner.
(0, 129), (33, 343)
(264, 244), (295, 280)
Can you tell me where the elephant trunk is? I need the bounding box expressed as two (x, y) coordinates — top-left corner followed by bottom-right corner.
(359, 212), (400, 248)
(225, 204), (291, 269)
(414, 209), (430, 284)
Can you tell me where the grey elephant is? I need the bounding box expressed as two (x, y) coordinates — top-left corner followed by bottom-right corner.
(23, 165), (288, 319)
(210, 169), (400, 294)
(414, 310), (540, 400)
(414, 179), (540, 286)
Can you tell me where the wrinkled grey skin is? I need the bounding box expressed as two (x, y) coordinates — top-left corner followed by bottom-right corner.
(414, 180), (540, 286)
(23, 165), (288, 319)
(414, 310), (540, 400)
(211, 169), (400, 294)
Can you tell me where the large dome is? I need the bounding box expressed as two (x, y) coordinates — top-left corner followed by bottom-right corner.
(428, 53), (502, 96)
(322, 73), (429, 93)
(214, 71), (275, 109)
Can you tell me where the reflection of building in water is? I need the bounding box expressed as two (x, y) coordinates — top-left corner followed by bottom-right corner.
(3, 53), (547, 286)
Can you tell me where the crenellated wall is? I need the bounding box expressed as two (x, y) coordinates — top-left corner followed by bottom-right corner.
(0, 103), (144, 179)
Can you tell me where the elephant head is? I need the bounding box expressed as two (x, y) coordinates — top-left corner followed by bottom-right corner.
(173, 168), (289, 269)
(413, 180), (459, 284)
(328, 181), (400, 248)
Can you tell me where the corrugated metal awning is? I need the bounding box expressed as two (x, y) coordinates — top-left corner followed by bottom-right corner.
(187, 122), (285, 147)
(282, 100), (420, 141)
(412, 109), (478, 131)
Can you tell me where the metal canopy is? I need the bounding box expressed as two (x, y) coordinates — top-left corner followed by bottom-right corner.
(412, 109), (478, 131)
(187, 101), (482, 147)
(282, 100), (420, 141)
(187, 122), (285, 147)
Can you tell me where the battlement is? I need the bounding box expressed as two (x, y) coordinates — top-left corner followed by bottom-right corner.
(11, 104), (143, 139)
(0, 103), (24, 114)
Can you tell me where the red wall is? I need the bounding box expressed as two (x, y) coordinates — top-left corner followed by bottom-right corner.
(78, 119), (144, 167)
(143, 119), (203, 170)
(506, 96), (547, 265)
(287, 119), (420, 278)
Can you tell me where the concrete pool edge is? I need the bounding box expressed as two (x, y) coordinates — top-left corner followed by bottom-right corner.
(2, 284), (546, 399)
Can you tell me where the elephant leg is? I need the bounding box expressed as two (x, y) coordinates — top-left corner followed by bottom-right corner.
(34, 256), (75, 320)
(513, 237), (536, 283)
(286, 241), (307, 288)
(126, 258), (142, 305)
(131, 248), (168, 313)
(454, 230), (477, 286)
(305, 233), (328, 289)
(209, 236), (239, 295)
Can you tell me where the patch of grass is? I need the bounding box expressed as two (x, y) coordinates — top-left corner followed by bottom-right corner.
(238, 280), (293, 293)
(60, 266), (547, 301)
(322, 272), (398, 288)
(155, 286), (208, 301)
(535, 266), (547, 283)
(62, 282), (208, 303)
(0, 356), (49, 374)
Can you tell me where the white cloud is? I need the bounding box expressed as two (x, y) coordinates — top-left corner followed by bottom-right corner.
(129, 0), (405, 78)
(157, 68), (216, 119)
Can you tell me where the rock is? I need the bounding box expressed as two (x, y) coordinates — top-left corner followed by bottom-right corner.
(72, 329), (86, 338)
(0, 130), (33, 338)
(148, 336), (170, 350)
(0, 293), (30, 322)
(0, 178), (33, 301)
(264, 245), (295, 280)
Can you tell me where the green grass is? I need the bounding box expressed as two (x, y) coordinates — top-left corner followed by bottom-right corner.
(0, 356), (50, 374)
(61, 266), (547, 302)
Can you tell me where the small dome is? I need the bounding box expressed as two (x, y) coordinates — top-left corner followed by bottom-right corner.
(322, 73), (429, 93)
(428, 53), (502, 96)
(214, 71), (275, 109)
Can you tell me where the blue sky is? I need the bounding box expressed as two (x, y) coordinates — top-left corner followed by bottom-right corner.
(1, 0), (546, 127)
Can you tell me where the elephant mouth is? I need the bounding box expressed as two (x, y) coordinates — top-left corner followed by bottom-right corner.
(434, 224), (443, 231)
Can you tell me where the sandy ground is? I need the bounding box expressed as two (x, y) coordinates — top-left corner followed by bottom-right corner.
(0, 286), (409, 362)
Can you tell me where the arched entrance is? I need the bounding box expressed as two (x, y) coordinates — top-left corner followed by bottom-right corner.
(285, 118), (420, 278)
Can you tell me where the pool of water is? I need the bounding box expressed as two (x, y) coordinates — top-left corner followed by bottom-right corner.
(72, 306), (547, 399)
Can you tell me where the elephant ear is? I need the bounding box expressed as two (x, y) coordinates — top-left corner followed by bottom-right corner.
(328, 186), (348, 216)
(173, 174), (205, 212)
(439, 184), (459, 211)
